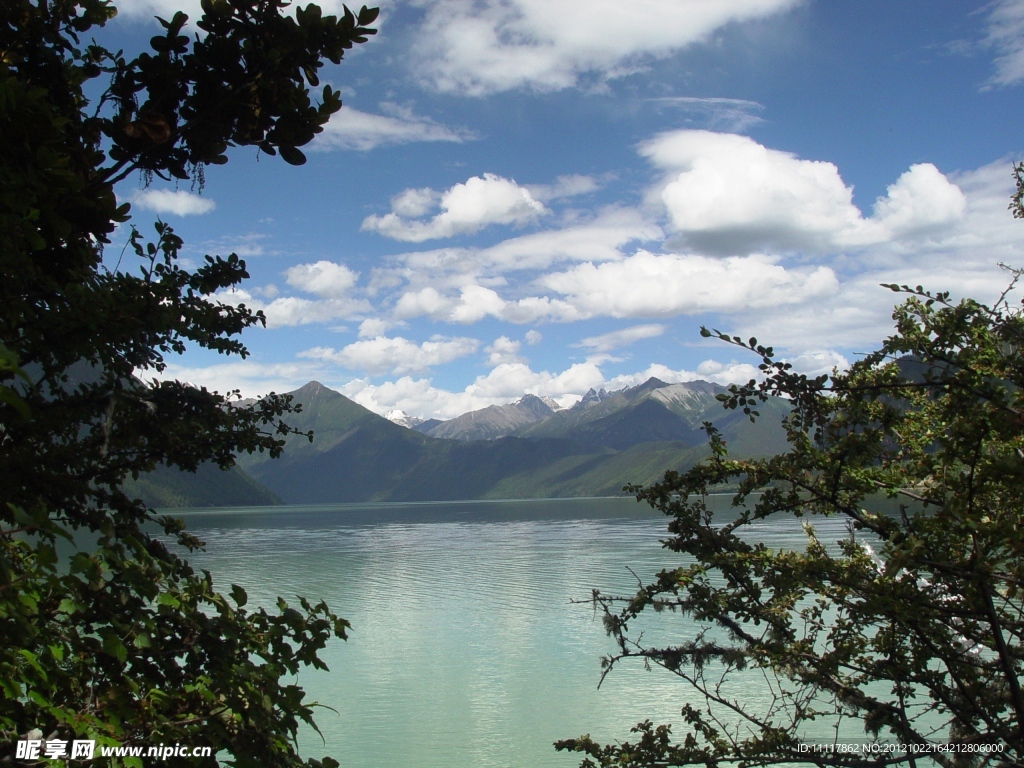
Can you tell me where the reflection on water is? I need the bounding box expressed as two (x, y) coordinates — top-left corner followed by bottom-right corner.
(172, 497), (855, 768)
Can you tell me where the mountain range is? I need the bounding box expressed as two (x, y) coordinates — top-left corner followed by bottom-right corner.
(135, 377), (791, 507)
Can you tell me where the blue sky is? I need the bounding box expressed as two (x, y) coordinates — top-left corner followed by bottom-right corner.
(107, 0), (1024, 419)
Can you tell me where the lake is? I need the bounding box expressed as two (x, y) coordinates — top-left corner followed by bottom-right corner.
(173, 496), (858, 768)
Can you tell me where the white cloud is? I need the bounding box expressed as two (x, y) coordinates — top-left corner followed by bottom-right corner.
(367, 209), (662, 315)
(258, 297), (370, 327)
(869, 163), (968, 237)
(392, 283), (582, 324)
(299, 335), (479, 376)
(116, 0), (364, 16)
(525, 174), (601, 203)
(314, 104), (475, 151)
(358, 318), (395, 338)
(724, 160), (1024, 353)
(217, 288), (371, 328)
(391, 187), (440, 218)
(575, 324), (666, 353)
(343, 354), (805, 420)
(211, 261), (365, 327)
(380, 208), (659, 285)
(153, 355), (784, 419)
(524, 330), (542, 345)
(484, 336), (524, 366)
(604, 361), (764, 390)
(608, 353), (843, 391)
(284, 260), (359, 297)
(448, 285), (508, 323)
(134, 189), (215, 216)
(152, 360), (327, 399)
(112, 0), (205, 20)
(692, 360), (764, 385)
(479, 207), (660, 269)
(786, 350), (850, 378)
(362, 173), (547, 241)
(343, 360), (605, 418)
(540, 251), (839, 318)
(648, 97), (765, 132)
(984, 0), (1024, 87)
(410, 0), (801, 95)
(394, 287), (453, 319)
(641, 130), (964, 254)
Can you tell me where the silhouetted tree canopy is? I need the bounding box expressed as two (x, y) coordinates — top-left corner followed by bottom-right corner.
(0, 1), (376, 765)
(559, 264), (1024, 767)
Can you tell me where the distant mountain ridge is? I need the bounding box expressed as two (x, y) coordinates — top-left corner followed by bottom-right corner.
(416, 378), (735, 449)
(418, 394), (560, 441)
(223, 377), (790, 505)
(136, 377), (792, 507)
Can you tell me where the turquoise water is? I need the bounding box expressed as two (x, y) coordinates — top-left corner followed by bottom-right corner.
(174, 497), (857, 768)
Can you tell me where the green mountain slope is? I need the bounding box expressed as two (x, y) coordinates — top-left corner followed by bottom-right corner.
(123, 462), (281, 509)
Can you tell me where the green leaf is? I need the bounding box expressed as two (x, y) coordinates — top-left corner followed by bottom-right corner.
(102, 632), (128, 663)
(278, 145), (307, 165)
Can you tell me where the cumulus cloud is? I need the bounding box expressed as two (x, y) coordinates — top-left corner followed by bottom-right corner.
(575, 324), (666, 353)
(299, 335), (479, 376)
(379, 231), (856, 330)
(484, 336), (525, 366)
(152, 351), (797, 420)
(786, 350), (850, 378)
(602, 355), (847, 392)
(314, 104), (475, 151)
(391, 187), (439, 218)
(392, 283), (582, 324)
(477, 207), (660, 268)
(394, 287), (452, 319)
(342, 360), (605, 418)
(213, 261), (367, 326)
(410, 0), (801, 95)
(524, 330), (543, 345)
(448, 285), (509, 323)
(358, 318), (395, 338)
(284, 261), (359, 297)
(721, 160), (1024, 353)
(217, 288), (371, 328)
(379, 208), (659, 285)
(604, 360), (764, 391)
(540, 251), (839, 318)
(152, 360), (326, 399)
(134, 189), (215, 216)
(869, 163), (968, 237)
(641, 130), (964, 254)
(341, 353), (806, 420)
(362, 173), (547, 241)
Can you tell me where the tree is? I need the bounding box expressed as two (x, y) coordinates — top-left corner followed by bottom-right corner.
(557, 269), (1024, 762)
(0, 1), (377, 765)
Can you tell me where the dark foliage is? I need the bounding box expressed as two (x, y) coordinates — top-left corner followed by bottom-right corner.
(0, 1), (376, 765)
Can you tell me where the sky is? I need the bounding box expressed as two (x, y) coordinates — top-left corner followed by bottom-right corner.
(103, 0), (1024, 420)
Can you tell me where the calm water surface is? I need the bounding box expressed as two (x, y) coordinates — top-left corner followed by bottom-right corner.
(173, 497), (854, 768)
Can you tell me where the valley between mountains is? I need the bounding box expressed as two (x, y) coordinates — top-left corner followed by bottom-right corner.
(129, 377), (790, 507)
